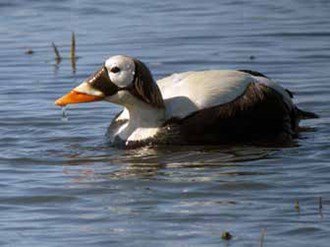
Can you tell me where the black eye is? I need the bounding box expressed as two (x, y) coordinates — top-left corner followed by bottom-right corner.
(110, 66), (120, 73)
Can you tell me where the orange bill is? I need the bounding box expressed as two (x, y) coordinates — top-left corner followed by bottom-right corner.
(55, 90), (103, 106)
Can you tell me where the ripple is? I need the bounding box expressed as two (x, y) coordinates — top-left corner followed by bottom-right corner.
(0, 0), (329, 246)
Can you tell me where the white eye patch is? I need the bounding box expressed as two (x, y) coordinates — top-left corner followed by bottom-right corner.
(105, 56), (136, 88)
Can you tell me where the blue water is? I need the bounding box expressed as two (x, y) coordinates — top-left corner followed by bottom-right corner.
(0, 0), (329, 246)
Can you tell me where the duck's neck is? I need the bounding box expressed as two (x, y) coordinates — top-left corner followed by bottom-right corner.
(118, 103), (165, 143)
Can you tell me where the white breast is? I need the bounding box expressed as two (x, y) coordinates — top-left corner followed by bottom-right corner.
(157, 70), (254, 119)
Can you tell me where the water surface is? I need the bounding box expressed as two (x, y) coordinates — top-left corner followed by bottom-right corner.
(0, 0), (329, 246)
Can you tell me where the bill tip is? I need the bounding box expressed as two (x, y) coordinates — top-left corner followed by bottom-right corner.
(54, 98), (67, 107)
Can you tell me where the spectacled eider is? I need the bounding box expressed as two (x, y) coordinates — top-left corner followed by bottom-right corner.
(55, 55), (317, 148)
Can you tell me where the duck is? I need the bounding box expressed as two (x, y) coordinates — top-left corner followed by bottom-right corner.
(55, 55), (318, 148)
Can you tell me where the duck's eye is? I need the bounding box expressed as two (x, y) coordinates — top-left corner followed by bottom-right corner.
(110, 66), (121, 73)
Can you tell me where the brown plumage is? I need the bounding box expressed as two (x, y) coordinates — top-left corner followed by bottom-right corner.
(132, 59), (165, 108)
(162, 83), (303, 145)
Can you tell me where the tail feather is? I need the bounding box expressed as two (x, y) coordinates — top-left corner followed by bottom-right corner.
(296, 108), (319, 119)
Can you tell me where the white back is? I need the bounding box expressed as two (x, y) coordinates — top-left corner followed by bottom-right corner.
(157, 70), (253, 119)
(115, 69), (294, 121)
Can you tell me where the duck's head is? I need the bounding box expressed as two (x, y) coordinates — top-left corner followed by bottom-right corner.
(55, 55), (164, 108)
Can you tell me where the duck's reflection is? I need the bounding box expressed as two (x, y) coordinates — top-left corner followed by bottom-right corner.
(62, 144), (282, 181)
